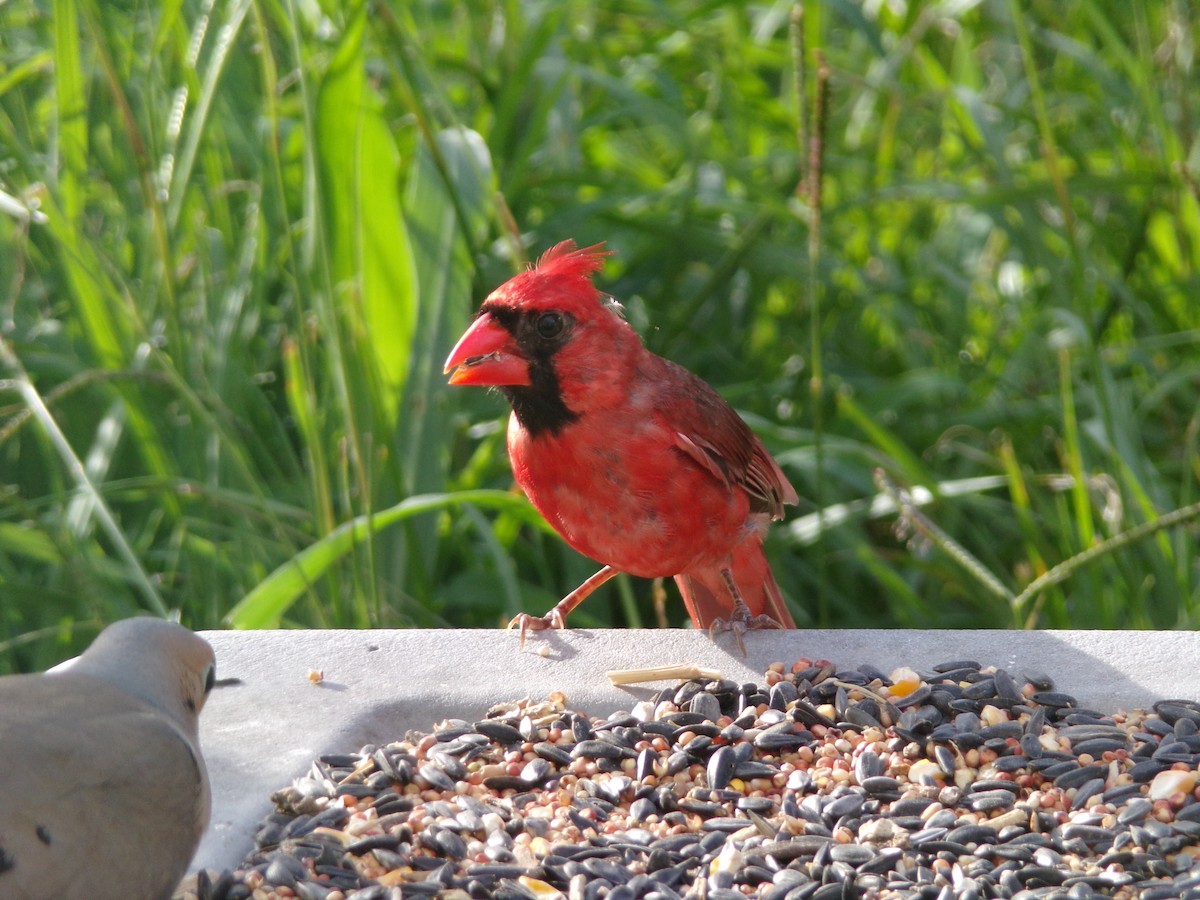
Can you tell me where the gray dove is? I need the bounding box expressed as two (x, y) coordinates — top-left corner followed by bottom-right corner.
(0, 618), (215, 900)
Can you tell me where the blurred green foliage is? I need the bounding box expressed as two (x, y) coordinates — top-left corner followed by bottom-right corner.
(0, 0), (1197, 671)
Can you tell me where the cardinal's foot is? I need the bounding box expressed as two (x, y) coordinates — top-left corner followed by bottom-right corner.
(708, 596), (786, 655)
(708, 569), (788, 654)
(506, 610), (567, 647)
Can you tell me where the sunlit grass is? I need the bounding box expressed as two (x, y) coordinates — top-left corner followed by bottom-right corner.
(0, 1), (1197, 670)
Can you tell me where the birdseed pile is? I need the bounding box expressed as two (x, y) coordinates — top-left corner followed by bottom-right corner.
(189, 658), (1200, 900)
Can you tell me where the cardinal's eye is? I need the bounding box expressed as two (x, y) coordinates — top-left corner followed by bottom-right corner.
(535, 312), (565, 339)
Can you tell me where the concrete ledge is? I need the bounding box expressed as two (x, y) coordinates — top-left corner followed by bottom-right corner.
(193, 628), (1200, 875)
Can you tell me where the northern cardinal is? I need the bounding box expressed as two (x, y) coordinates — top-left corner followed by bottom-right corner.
(444, 240), (797, 644)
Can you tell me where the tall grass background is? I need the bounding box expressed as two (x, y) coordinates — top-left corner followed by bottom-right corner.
(0, 1), (1197, 671)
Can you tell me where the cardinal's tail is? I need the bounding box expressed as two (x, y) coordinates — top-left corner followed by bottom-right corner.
(674, 535), (796, 630)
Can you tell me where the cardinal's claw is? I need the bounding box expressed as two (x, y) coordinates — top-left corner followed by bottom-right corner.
(708, 607), (786, 655)
(709, 569), (788, 655)
(507, 610), (567, 648)
(505, 566), (619, 647)
(709, 616), (749, 656)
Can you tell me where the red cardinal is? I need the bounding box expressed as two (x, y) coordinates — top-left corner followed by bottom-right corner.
(444, 240), (797, 643)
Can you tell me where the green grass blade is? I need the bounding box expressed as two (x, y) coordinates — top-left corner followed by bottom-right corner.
(0, 340), (166, 615)
(400, 127), (494, 496)
(315, 2), (416, 427)
(52, 0), (86, 222)
(836, 389), (935, 486)
(0, 522), (63, 564)
(165, 0), (252, 229)
(225, 490), (537, 629)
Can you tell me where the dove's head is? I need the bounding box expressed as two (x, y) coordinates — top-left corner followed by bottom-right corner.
(64, 618), (216, 740)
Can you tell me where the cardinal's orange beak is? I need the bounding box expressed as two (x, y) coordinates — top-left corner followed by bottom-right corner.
(444, 313), (532, 387)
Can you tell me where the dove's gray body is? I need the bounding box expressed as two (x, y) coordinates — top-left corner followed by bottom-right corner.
(0, 619), (214, 900)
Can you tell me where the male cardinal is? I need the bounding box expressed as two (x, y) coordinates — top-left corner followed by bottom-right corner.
(444, 240), (797, 644)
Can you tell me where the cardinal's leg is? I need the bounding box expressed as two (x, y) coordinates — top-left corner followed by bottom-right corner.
(508, 565), (620, 646)
(708, 567), (786, 655)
